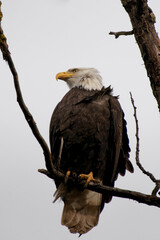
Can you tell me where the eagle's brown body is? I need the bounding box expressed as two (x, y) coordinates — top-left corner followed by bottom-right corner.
(50, 84), (133, 234)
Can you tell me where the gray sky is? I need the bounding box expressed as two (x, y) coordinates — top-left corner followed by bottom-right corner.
(0, 0), (160, 239)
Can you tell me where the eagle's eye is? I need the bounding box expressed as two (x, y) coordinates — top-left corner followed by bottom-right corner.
(72, 68), (78, 73)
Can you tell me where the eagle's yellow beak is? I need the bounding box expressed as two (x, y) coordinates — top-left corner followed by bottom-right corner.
(56, 71), (75, 81)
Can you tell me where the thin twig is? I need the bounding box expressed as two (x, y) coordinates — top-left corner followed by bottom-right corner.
(130, 92), (160, 196)
(130, 92), (157, 183)
(109, 30), (133, 39)
(152, 181), (160, 196)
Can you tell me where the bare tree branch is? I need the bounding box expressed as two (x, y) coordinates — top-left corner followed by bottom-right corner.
(109, 30), (133, 39)
(130, 93), (157, 183)
(38, 168), (160, 208)
(152, 181), (160, 196)
(130, 92), (160, 196)
(110, 0), (160, 111)
(0, 1), (53, 174)
(120, 0), (160, 111)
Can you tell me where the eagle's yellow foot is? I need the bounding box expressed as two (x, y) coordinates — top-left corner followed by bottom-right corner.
(79, 171), (100, 187)
(65, 170), (71, 183)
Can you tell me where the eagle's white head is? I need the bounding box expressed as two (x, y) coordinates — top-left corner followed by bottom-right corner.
(56, 68), (103, 91)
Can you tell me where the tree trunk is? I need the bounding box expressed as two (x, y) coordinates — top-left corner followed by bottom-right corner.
(121, 0), (160, 111)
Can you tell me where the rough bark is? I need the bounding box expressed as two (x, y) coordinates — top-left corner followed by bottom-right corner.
(121, 0), (160, 111)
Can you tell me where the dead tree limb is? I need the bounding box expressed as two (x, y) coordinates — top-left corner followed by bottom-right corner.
(0, 1), (53, 174)
(130, 93), (157, 183)
(130, 92), (160, 196)
(38, 168), (160, 208)
(122, 0), (160, 111)
(110, 0), (160, 111)
(109, 30), (133, 38)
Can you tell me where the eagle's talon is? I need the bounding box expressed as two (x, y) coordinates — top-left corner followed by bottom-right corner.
(65, 170), (71, 183)
(79, 171), (99, 187)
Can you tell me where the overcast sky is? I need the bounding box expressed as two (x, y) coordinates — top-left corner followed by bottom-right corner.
(0, 1), (160, 240)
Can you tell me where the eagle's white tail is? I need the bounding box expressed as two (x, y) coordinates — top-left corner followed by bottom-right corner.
(54, 184), (102, 235)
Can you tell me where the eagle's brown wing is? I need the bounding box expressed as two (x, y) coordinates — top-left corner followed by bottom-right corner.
(49, 87), (133, 233)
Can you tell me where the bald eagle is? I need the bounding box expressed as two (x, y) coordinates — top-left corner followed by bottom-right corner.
(50, 68), (133, 235)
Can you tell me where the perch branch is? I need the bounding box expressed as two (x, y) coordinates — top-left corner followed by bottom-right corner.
(38, 168), (160, 208)
(1, 1), (160, 208)
(109, 30), (133, 39)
